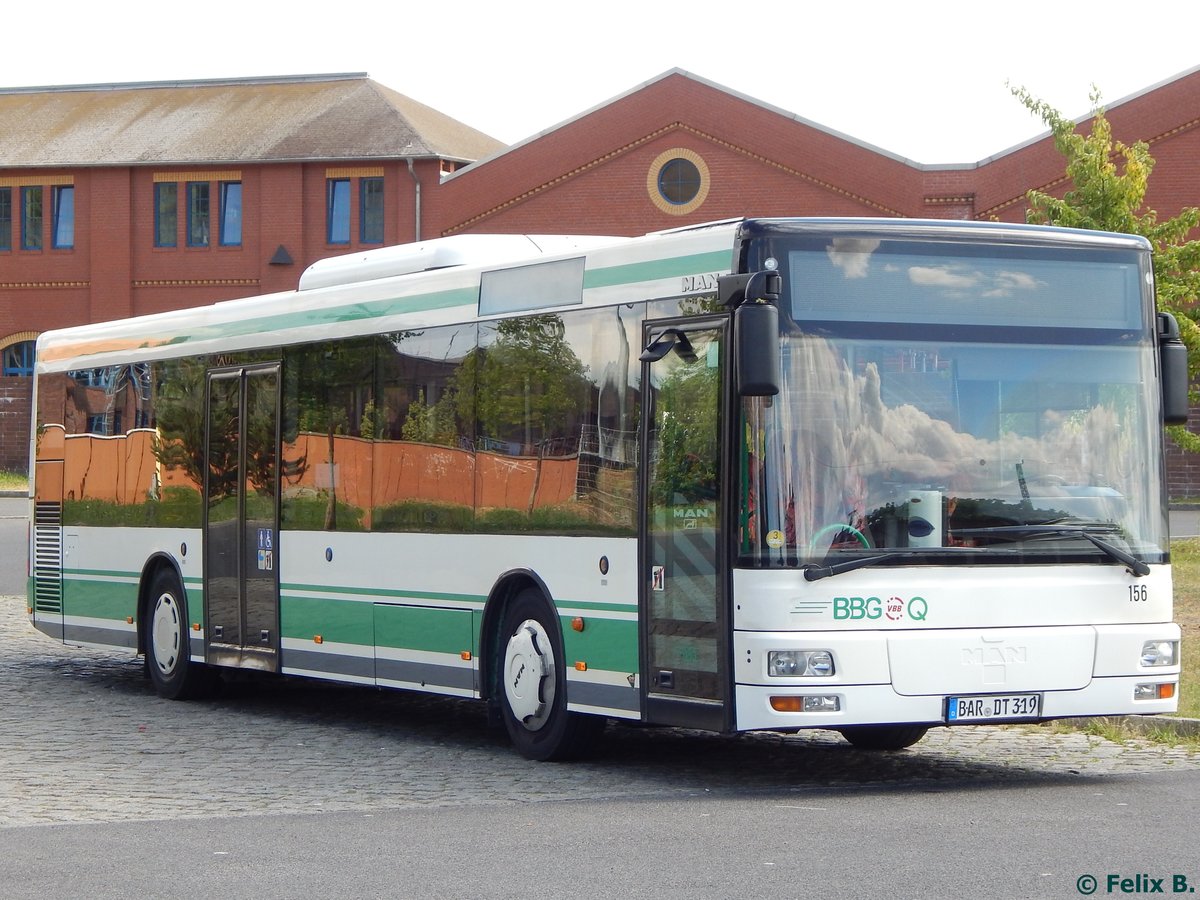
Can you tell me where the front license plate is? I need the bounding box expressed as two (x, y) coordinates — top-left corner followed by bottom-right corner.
(945, 692), (1042, 723)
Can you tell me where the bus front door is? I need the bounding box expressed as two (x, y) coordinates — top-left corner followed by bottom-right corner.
(203, 364), (281, 672)
(640, 319), (729, 732)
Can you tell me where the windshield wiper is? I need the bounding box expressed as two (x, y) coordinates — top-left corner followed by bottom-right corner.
(951, 524), (1150, 577)
(803, 553), (900, 582)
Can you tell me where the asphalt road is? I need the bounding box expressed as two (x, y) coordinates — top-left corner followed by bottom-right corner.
(2, 771), (1199, 900)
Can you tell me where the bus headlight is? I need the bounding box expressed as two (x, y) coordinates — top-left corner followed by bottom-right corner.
(1140, 640), (1179, 667)
(768, 650), (835, 677)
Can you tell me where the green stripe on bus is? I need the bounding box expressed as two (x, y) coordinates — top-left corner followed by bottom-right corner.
(280, 595), (374, 646)
(583, 250), (732, 289)
(281, 582), (635, 615)
(162, 286), (480, 349)
(66, 567), (139, 580)
(556, 598), (637, 614)
(62, 578), (137, 621)
(374, 605), (472, 655)
(280, 582), (483, 606)
(561, 614), (638, 672)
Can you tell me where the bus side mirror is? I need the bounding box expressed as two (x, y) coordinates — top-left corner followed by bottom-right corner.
(734, 302), (780, 396)
(1158, 312), (1190, 425)
(720, 271), (782, 397)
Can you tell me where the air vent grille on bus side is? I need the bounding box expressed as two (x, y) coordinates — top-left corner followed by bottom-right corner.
(33, 501), (63, 614)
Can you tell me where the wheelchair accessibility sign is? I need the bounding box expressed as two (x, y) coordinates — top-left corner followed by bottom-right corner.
(257, 528), (274, 571)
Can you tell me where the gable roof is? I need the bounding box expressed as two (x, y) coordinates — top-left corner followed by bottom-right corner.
(449, 68), (919, 179)
(0, 73), (505, 168)
(436, 69), (928, 233)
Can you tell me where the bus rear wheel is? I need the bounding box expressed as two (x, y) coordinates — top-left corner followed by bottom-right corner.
(499, 588), (603, 761)
(145, 568), (212, 701)
(837, 725), (928, 751)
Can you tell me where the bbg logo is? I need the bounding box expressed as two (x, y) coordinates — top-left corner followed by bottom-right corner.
(832, 596), (928, 622)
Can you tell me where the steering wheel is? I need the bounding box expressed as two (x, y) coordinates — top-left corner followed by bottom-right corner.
(808, 522), (871, 550)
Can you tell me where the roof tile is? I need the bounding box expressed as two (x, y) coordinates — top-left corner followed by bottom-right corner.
(0, 74), (504, 167)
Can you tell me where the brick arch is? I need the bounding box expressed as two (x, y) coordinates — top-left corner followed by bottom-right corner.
(0, 330), (38, 352)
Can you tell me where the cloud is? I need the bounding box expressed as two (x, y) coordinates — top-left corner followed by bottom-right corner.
(908, 265), (1046, 298)
(983, 269), (1045, 297)
(907, 266), (980, 289)
(827, 238), (881, 279)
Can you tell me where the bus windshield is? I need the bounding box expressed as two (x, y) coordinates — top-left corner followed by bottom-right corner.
(739, 235), (1168, 569)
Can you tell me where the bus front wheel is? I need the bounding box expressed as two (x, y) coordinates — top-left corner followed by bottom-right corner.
(145, 568), (212, 701)
(499, 588), (603, 761)
(837, 725), (928, 751)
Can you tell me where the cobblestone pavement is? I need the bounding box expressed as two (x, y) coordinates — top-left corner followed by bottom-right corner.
(2, 595), (1197, 829)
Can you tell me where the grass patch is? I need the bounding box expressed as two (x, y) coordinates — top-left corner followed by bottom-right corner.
(1170, 538), (1200, 719)
(1143, 721), (1200, 750)
(0, 470), (27, 492)
(1078, 717), (1133, 745)
(1042, 716), (1200, 751)
(1051, 539), (1200, 748)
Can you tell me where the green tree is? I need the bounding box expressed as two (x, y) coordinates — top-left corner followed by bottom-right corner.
(154, 357), (279, 508)
(286, 337), (382, 529)
(650, 362), (720, 506)
(1011, 84), (1200, 451)
(153, 357), (209, 489)
(400, 388), (459, 446)
(455, 315), (590, 449)
(451, 315), (591, 515)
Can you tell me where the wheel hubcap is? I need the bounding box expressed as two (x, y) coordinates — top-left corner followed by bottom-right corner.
(504, 619), (554, 730)
(150, 592), (181, 676)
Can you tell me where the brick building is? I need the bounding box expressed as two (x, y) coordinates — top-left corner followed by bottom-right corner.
(2, 67), (1199, 486)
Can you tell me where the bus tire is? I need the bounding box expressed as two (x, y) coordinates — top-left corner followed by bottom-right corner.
(145, 568), (212, 701)
(837, 725), (928, 751)
(499, 587), (604, 761)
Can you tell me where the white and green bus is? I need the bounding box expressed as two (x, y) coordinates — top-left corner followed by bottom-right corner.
(28, 218), (1187, 759)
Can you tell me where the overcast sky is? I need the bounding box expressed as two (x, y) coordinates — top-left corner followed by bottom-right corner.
(6, 0), (1198, 164)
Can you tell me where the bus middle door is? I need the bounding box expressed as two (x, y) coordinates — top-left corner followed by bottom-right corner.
(203, 364), (281, 672)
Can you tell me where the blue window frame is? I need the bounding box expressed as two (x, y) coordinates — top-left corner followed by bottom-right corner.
(52, 185), (74, 249)
(219, 181), (242, 246)
(155, 183), (178, 247)
(327, 178), (350, 244)
(187, 182), (210, 247)
(360, 177), (384, 244)
(21, 186), (42, 250)
(2, 341), (35, 376)
(0, 188), (11, 251)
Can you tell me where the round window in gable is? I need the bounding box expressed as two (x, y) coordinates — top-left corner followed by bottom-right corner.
(659, 158), (701, 204)
(647, 148), (710, 216)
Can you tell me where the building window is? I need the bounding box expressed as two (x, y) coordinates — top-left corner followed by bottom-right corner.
(21, 186), (43, 250)
(219, 181), (242, 246)
(0, 188), (11, 250)
(658, 159), (701, 205)
(2, 341), (35, 377)
(360, 177), (384, 244)
(187, 182), (210, 247)
(327, 178), (350, 244)
(155, 183), (177, 247)
(646, 148), (710, 216)
(52, 185), (74, 249)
